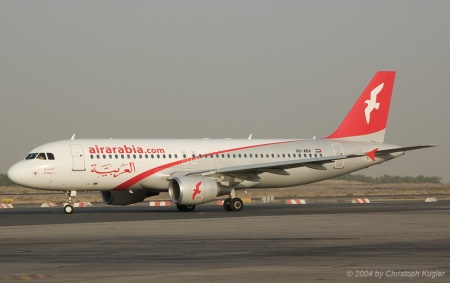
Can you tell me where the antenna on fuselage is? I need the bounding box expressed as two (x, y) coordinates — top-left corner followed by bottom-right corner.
(248, 134), (253, 140)
(71, 134), (76, 140)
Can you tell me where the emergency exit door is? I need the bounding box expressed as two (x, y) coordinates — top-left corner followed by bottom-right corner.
(331, 143), (345, 169)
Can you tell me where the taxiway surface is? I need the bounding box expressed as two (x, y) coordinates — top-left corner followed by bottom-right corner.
(0, 202), (449, 282)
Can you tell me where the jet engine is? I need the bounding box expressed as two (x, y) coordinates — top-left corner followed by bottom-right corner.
(169, 176), (232, 205)
(101, 190), (159, 205)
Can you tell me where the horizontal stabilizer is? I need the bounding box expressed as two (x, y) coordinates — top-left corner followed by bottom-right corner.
(376, 145), (437, 155)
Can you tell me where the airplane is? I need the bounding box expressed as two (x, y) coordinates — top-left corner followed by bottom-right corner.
(7, 71), (435, 214)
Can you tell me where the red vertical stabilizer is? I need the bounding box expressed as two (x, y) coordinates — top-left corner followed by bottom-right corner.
(326, 71), (396, 142)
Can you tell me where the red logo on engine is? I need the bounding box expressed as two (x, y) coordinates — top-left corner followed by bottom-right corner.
(192, 181), (202, 200)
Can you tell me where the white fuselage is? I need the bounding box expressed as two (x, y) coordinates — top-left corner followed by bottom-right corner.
(7, 138), (402, 192)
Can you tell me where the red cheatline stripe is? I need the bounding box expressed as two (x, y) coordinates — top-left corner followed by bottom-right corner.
(113, 140), (301, 190)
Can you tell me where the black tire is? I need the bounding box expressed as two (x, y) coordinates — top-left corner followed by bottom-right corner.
(185, 205), (196, 212)
(223, 198), (231, 211)
(64, 205), (74, 214)
(229, 198), (243, 211)
(176, 204), (196, 212)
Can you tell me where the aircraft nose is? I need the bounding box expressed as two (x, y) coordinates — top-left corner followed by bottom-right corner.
(7, 163), (24, 185)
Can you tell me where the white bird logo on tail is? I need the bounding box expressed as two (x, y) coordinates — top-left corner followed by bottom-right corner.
(364, 83), (384, 124)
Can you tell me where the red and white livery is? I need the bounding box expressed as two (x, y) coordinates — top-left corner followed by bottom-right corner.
(7, 71), (434, 214)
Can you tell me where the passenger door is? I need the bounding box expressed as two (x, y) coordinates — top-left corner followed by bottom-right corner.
(70, 144), (85, 171)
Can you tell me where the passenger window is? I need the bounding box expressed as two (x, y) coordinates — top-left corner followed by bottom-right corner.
(47, 153), (55, 160)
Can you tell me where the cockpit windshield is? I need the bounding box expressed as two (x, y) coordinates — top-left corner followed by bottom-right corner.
(25, 153), (38, 160)
(25, 153), (55, 160)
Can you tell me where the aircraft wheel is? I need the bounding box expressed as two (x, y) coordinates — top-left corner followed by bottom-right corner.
(229, 198), (243, 211)
(176, 204), (196, 212)
(185, 205), (196, 211)
(64, 204), (74, 214)
(223, 198), (231, 211)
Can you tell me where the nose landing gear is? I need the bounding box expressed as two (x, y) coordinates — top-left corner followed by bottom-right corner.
(63, 191), (76, 214)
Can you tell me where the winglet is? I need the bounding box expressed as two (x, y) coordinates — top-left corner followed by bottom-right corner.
(365, 148), (378, 161)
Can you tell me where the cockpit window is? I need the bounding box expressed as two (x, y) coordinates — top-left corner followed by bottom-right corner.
(25, 152), (55, 160)
(25, 153), (38, 160)
(37, 153), (47, 160)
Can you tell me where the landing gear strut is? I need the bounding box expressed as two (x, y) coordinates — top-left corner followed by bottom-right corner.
(63, 191), (76, 214)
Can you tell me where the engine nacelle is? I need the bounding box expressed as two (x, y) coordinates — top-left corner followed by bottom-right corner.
(101, 190), (159, 205)
(168, 176), (232, 205)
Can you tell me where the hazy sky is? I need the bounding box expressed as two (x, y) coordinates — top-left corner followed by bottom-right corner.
(1, 1), (449, 182)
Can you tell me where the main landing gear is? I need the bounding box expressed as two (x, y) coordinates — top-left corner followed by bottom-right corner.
(222, 189), (243, 211)
(176, 204), (196, 212)
(222, 198), (243, 211)
(63, 191), (76, 214)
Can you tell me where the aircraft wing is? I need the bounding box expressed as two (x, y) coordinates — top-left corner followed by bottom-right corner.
(171, 145), (436, 181)
(179, 154), (358, 179)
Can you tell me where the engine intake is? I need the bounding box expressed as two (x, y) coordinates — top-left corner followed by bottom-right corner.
(169, 176), (231, 205)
